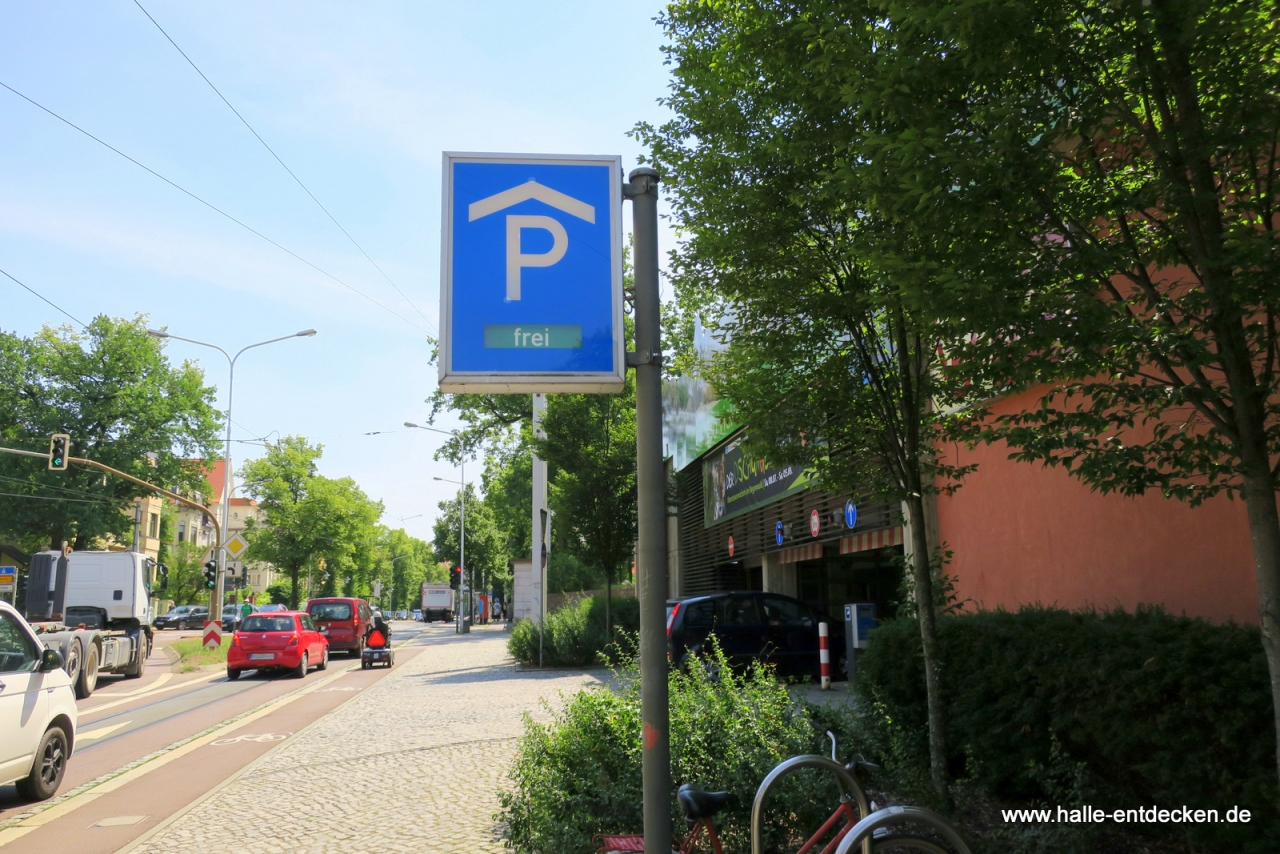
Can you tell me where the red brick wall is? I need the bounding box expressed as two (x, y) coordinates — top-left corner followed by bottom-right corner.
(935, 390), (1260, 625)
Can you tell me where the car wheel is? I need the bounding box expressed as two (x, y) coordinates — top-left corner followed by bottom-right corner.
(16, 726), (69, 801)
(78, 642), (100, 698)
(292, 652), (308, 678)
(227, 668), (242, 680)
(350, 639), (363, 659)
(318, 647), (328, 670)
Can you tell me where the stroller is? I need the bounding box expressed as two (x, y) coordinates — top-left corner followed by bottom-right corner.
(361, 618), (394, 669)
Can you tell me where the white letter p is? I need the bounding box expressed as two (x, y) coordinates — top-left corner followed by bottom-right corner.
(505, 215), (568, 300)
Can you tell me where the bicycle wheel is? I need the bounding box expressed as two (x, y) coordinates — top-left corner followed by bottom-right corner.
(871, 836), (951, 854)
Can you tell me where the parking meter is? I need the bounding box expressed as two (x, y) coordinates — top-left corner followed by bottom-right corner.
(843, 603), (877, 684)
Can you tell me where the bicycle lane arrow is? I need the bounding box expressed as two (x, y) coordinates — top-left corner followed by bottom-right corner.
(0, 641), (430, 854)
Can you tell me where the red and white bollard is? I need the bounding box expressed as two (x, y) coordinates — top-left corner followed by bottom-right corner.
(818, 621), (831, 690)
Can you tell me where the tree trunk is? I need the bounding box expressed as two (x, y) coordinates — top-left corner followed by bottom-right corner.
(905, 491), (951, 809)
(605, 565), (612, 647)
(1238, 441), (1280, 792)
(289, 565), (300, 610)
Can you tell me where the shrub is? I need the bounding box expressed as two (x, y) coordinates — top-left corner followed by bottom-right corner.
(856, 607), (1278, 851)
(500, 641), (834, 853)
(508, 595), (640, 667)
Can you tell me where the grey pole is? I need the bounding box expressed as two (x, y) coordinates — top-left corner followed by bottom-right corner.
(624, 166), (669, 854)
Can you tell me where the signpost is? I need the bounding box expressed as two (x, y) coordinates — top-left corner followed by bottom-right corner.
(438, 154), (667, 854)
(438, 152), (625, 393)
(844, 500), (858, 529)
(223, 532), (250, 561)
(0, 565), (15, 603)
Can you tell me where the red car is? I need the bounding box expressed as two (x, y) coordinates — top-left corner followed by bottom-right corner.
(227, 611), (329, 680)
(306, 597), (373, 657)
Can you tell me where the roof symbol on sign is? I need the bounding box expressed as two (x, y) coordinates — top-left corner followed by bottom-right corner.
(467, 180), (597, 301)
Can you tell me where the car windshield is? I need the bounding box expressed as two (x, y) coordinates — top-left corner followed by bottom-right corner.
(309, 602), (352, 620)
(240, 616), (295, 632)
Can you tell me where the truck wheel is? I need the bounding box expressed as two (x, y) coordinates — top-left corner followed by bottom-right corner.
(63, 639), (83, 695)
(77, 643), (100, 698)
(124, 632), (146, 679)
(15, 726), (69, 801)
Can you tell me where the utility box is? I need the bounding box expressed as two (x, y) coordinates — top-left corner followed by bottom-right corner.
(843, 603), (877, 682)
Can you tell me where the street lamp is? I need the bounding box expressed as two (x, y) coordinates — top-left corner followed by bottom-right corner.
(405, 421), (469, 634)
(148, 327), (316, 624)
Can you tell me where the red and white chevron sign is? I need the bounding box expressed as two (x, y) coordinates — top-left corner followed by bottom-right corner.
(203, 621), (222, 649)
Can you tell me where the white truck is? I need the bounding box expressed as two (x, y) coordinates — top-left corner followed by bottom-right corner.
(23, 550), (162, 699)
(421, 583), (454, 623)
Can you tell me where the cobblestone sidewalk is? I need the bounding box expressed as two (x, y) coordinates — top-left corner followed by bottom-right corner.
(132, 625), (606, 854)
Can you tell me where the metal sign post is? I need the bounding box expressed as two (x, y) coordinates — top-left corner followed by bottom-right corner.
(624, 166), (670, 854)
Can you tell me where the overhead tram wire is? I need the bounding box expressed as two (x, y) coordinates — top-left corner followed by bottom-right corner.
(0, 81), (430, 337)
(0, 267), (87, 328)
(132, 1), (437, 335)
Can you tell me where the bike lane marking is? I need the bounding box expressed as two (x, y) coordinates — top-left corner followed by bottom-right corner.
(0, 641), (428, 853)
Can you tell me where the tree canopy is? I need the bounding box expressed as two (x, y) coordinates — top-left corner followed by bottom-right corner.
(0, 315), (222, 553)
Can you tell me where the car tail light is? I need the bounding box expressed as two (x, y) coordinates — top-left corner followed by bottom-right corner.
(287, 634), (300, 647)
(230, 633), (239, 647)
(666, 602), (681, 636)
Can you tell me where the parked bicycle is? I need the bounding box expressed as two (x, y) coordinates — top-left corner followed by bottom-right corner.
(751, 726), (970, 854)
(594, 783), (739, 854)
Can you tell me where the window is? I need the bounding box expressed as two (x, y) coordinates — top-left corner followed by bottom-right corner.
(761, 596), (815, 628)
(149, 513), (159, 539)
(178, 523), (186, 542)
(300, 615), (318, 632)
(719, 596), (760, 627)
(0, 613), (40, 674)
(684, 600), (716, 629)
(241, 616), (296, 632)
(308, 602), (352, 621)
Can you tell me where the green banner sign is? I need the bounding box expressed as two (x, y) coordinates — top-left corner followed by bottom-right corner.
(483, 324), (582, 349)
(704, 433), (813, 527)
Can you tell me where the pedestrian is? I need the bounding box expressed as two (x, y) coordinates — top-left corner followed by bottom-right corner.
(240, 600), (252, 620)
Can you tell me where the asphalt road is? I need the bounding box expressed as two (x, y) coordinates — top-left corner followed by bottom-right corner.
(0, 619), (437, 831)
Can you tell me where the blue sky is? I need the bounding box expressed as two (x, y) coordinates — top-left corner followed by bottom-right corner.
(0, 1), (673, 546)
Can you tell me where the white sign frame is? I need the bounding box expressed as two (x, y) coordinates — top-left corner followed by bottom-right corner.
(438, 151), (626, 393)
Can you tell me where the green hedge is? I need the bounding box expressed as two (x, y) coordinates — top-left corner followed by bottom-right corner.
(857, 607), (1277, 850)
(500, 641), (832, 853)
(508, 595), (640, 667)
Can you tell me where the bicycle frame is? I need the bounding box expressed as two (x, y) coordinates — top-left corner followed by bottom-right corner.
(751, 754), (873, 854)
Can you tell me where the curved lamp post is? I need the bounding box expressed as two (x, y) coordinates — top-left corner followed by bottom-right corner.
(404, 421), (468, 633)
(148, 327), (316, 621)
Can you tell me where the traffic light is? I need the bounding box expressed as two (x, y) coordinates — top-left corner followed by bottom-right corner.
(48, 434), (70, 471)
(203, 561), (218, 590)
(449, 567), (461, 590)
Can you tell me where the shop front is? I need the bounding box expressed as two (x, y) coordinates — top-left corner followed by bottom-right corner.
(672, 429), (906, 622)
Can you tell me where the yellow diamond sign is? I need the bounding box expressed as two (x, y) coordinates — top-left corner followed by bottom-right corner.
(223, 532), (250, 560)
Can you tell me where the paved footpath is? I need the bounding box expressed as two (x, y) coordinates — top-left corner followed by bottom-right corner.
(126, 625), (606, 854)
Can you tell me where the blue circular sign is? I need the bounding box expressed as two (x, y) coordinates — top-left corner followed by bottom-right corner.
(775, 520), (785, 546)
(844, 500), (858, 529)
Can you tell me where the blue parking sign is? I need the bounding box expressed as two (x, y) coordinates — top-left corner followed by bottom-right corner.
(439, 152), (625, 392)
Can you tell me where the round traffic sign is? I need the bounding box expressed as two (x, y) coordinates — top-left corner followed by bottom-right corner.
(809, 509), (821, 537)
(844, 500), (858, 529)
(728, 536), (735, 557)
(775, 521), (784, 546)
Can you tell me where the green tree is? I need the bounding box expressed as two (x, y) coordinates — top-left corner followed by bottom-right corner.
(647, 0), (1280, 792)
(536, 382), (638, 636)
(0, 315), (222, 552)
(241, 437), (384, 609)
(783, 0), (1280, 784)
(162, 541), (209, 606)
(432, 484), (509, 608)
